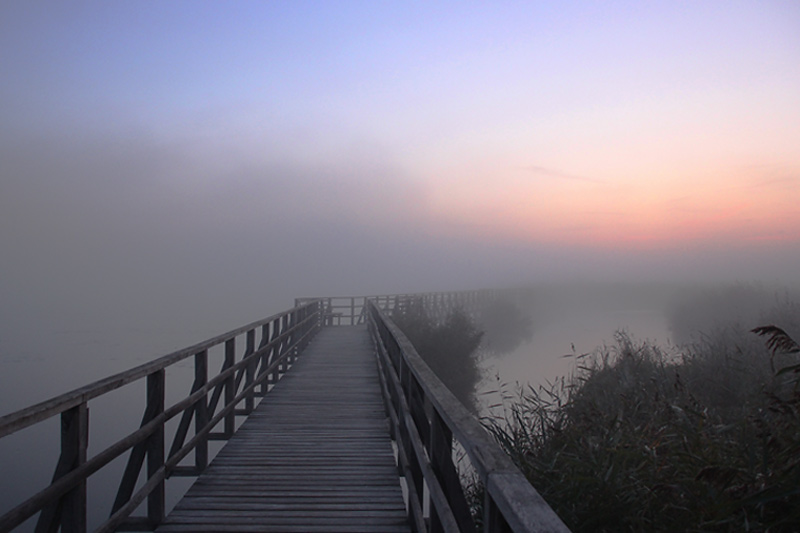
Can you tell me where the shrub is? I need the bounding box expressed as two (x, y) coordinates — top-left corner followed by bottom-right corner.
(476, 298), (533, 355)
(392, 299), (484, 413)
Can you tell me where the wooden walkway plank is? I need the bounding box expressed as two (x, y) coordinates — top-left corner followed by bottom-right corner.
(156, 325), (410, 533)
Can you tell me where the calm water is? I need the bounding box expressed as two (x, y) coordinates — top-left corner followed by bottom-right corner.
(480, 285), (675, 412)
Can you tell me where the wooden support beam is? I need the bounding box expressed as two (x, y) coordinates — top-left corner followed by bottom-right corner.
(244, 329), (256, 413)
(224, 339), (236, 435)
(194, 350), (208, 471)
(146, 370), (165, 524)
(36, 402), (89, 533)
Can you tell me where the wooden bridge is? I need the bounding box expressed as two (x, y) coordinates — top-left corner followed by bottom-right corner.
(0, 293), (569, 533)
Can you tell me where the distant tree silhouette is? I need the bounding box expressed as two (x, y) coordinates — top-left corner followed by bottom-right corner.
(477, 298), (533, 355)
(392, 299), (484, 413)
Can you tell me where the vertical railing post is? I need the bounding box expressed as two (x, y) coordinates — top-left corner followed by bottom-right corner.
(244, 329), (256, 412)
(429, 406), (474, 532)
(291, 309), (299, 362)
(403, 380), (425, 529)
(285, 311), (293, 365)
(224, 339), (236, 435)
(57, 402), (89, 533)
(280, 314), (290, 370)
(296, 305), (307, 351)
(194, 350), (208, 471)
(429, 404), (447, 533)
(311, 301), (318, 329)
(306, 303), (314, 345)
(258, 323), (270, 395)
(146, 370), (165, 525)
(270, 317), (281, 385)
(35, 403), (89, 533)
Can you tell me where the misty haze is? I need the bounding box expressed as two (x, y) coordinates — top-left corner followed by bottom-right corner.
(2, 2), (800, 532)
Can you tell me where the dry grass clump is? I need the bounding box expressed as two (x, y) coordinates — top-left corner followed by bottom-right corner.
(484, 319), (800, 532)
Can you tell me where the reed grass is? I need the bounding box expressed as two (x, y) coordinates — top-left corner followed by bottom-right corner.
(483, 315), (800, 532)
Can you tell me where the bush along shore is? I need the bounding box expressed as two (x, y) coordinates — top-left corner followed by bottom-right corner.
(391, 299), (485, 413)
(484, 308), (800, 532)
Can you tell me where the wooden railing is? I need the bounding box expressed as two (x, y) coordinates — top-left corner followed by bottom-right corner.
(297, 290), (497, 327)
(367, 300), (570, 532)
(0, 300), (322, 532)
(295, 296), (372, 325)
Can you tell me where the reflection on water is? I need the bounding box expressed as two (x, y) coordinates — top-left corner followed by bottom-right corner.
(490, 306), (671, 393)
(479, 284), (678, 412)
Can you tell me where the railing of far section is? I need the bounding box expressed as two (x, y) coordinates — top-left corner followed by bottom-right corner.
(296, 290), (498, 327)
(367, 300), (571, 533)
(0, 300), (322, 533)
(295, 296), (373, 326)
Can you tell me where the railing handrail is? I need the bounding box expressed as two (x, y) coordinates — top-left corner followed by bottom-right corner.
(367, 300), (570, 532)
(0, 300), (323, 439)
(0, 299), (323, 532)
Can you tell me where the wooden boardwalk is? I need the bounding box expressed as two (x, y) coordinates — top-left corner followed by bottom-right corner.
(154, 325), (409, 533)
(1, 293), (570, 532)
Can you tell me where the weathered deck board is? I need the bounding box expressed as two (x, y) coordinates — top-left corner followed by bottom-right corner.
(156, 325), (409, 533)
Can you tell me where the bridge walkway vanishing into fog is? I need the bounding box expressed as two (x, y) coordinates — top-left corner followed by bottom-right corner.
(155, 325), (409, 533)
(0, 293), (570, 533)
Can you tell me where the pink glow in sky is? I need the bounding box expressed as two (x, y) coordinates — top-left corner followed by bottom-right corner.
(426, 157), (800, 248)
(1, 1), (799, 294)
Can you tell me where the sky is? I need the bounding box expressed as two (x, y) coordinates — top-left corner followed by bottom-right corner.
(2, 1), (800, 333)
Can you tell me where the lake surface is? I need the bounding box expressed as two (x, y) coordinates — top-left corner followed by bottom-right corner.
(479, 284), (676, 412)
